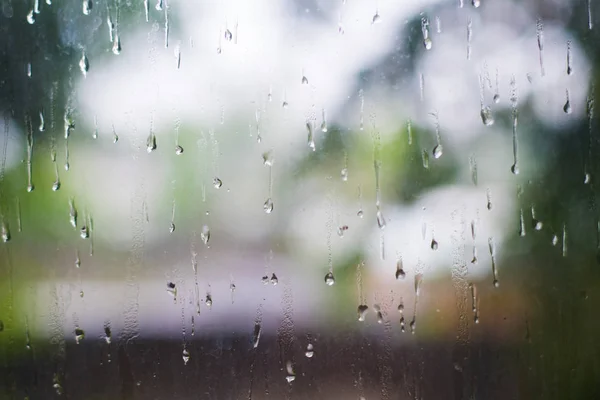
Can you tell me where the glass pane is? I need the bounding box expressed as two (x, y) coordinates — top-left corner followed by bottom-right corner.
(1, 0), (599, 398)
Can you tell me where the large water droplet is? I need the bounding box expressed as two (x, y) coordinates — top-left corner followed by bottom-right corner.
(263, 198), (274, 214)
(324, 272), (335, 286)
(27, 9), (35, 24)
(200, 225), (210, 246)
(357, 304), (369, 321)
(213, 177), (223, 189)
(79, 52), (89, 77)
(432, 144), (443, 159)
(182, 349), (190, 365)
(376, 209), (386, 229)
(75, 327), (85, 344)
(270, 273), (278, 285)
(480, 106), (494, 126)
(146, 132), (157, 153)
(340, 168), (348, 181)
(224, 29), (233, 41)
(305, 343), (314, 358)
(1, 222), (10, 243)
(301, 76), (308, 85)
(112, 35), (122, 55)
(175, 145), (184, 155)
(82, 0), (92, 15)
(563, 99), (572, 114)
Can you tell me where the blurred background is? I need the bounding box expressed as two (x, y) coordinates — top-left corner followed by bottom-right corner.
(1, 0), (600, 398)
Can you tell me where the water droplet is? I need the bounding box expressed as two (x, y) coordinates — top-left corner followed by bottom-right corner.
(82, 0), (92, 15)
(320, 120), (328, 133)
(52, 180), (60, 191)
(26, 184), (34, 193)
(80, 225), (89, 239)
(432, 144), (443, 159)
(395, 267), (406, 280)
(563, 99), (572, 114)
(175, 145), (184, 155)
(340, 168), (348, 181)
(472, 0), (481, 7)
(263, 198), (274, 214)
(1, 223), (10, 243)
(182, 349), (190, 365)
(27, 9), (35, 24)
(205, 294), (213, 307)
(410, 319), (416, 334)
(493, 94), (500, 104)
(75, 327), (85, 344)
(357, 304), (369, 321)
(357, 209), (363, 218)
(79, 52), (89, 77)
(213, 177), (223, 189)
(324, 272), (335, 286)
(112, 35), (122, 55)
(146, 132), (157, 153)
(511, 164), (519, 175)
(261, 275), (269, 285)
(169, 222), (175, 233)
(423, 38), (432, 50)
(262, 151), (274, 166)
(286, 375), (296, 383)
(305, 343), (314, 358)
(301, 76), (309, 85)
(480, 106), (494, 126)
(282, 101), (289, 109)
(270, 273), (278, 285)
(493, 279), (499, 288)
(372, 12), (381, 24)
(585, 173), (591, 184)
(551, 234), (559, 246)
(376, 209), (386, 229)
(532, 219), (543, 231)
(337, 225), (348, 237)
(252, 323), (262, 348)
(200, 225), (210, 246)
(224, 29), (233, 41)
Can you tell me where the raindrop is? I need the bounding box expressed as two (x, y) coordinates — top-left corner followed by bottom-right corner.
(205, 294), (213, 308)
(531, 206), (543, 230)
(337, 225), (348, 237)
(155, 0), (163, 11)
(27, 9), (35, 24)
(340, 168), (348, 181)
(82, 0), (92, 15)
(182, 349), (190, 365)
(472, 0), (481, 8)
(263, 198), (274, 214)
(1, 222), (10, 243)
(146, 132), (157, 153)
(75, 327), (85, 344)
(200, 225), (210, 246)
(376, 209), (386, 229)
(324, 272), (335, 286)
(80, 225), (89, 239)
(261, 275), (269, 284)
(519, 209), (526, 237)
(38, 111), (45, 132)
(252, 323), (262, 348)
(357, 209), (363, 218)
(52, 180), (60, 191)
(372, 11), (381, 24)
(169, 222), (175, 233)
(307, 122), (315, 151)
(166, 282), (177, 298)
(175, 145), (184, 155)
(493, 94), (500, 104)
(422, 150), (429, 169)
(563, 89), (572, 114)
(262, 151), (274, 166)
(270, 273), (278, 285)
(374, 304), (384, 324)
(551, 234), (559, 246)
(357, 304), (368, 321)
(26, 63), (32, 78)
(395, 260), (406, 280)
(213, 177), (223, 189)
(79, 52), (89, 77)
(305, 343), (314, 358)
(432, 144), (443, 159)
(421, 17), (432, 50)
(224, 29), (233, 41)
(112, 35), (122, 55)
(480, 105), (494, 126)
(511, 164), (519, 175)
(430, 238), (438, 250)
(285, 361), (296, 383)
(301, 76), (309, 85)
